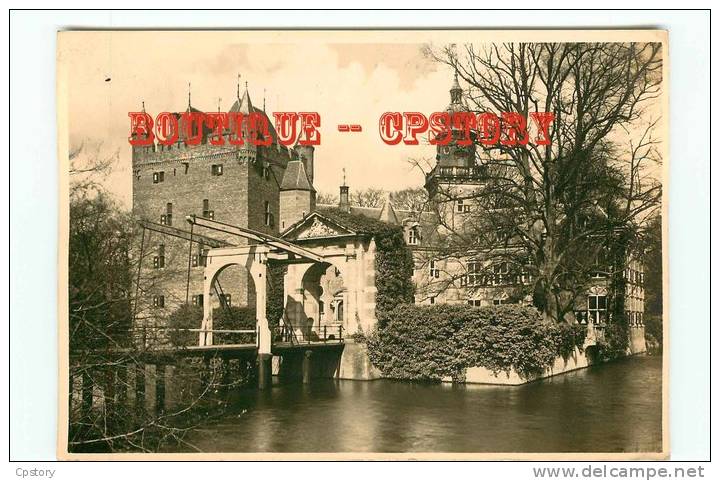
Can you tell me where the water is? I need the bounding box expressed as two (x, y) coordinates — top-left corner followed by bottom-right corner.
(178, 356), (662, 453)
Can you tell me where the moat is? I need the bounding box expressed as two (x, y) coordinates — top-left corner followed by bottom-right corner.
(174, 355), (662, 453)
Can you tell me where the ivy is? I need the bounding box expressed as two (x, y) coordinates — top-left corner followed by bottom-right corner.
(317, 208), (415, 323)
(367, 304), (586, 382)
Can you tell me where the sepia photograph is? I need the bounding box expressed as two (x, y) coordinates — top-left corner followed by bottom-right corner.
(56, 29), (668, 460)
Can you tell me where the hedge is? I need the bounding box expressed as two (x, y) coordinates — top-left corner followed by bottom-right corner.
(367, 304), (586, 382)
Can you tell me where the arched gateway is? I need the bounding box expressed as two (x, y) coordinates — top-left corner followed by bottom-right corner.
(192, 212), (379, 355)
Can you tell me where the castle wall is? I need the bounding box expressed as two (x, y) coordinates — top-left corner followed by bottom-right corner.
(132, 139), (287, 338)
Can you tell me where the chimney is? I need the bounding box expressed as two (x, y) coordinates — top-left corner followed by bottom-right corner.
(339, 185), (350, 211)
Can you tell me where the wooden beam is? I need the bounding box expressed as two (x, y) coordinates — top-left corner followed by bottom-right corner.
(186, 215), (325, 263)
(138, 219), (230, 248)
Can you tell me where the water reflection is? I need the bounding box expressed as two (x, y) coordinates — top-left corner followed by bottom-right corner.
(179, 356), (662, 453)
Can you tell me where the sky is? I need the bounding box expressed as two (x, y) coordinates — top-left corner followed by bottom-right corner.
(59, 31), (463, 207)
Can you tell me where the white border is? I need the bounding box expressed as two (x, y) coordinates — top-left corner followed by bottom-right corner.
(8, 8), (711, 464)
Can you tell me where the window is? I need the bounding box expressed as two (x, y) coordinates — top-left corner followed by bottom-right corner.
(211, 164), (224, 176)
(493, 298), (503, 306)
(264, 201), (273, 227)
(153, 244), (165, 269)
(429, 296), (436, 305)
(192, 246), (209, 268)
(152, 295), (165, 308)
(319, 301), (325, 320)
(455, 199), (470, 213)
(191, 294), (204, 307)
(202, 199), (214, 220)
(587, 295), (607, 324)
(492, 262), (509, 285)
(407, 226), (421, 245)
(152, 171), (165, 184)
(467, 260), (483, 287)
(429, 259), (440, 278)
(520, 269), (532, 285)
(161, 203), (173, 226)
(262, 162), (270, 179)
(468, 299), (482, 307)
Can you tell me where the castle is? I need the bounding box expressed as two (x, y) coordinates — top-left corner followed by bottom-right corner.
(131, 76), (646, 348)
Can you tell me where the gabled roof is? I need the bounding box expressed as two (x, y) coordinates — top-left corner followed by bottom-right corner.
(281, 211), (358, 241)
(280, 160), (315, 192)
(378, 198), (399, 224)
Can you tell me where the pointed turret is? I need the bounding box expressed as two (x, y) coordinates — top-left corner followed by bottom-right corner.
(230, 82), (254, 114)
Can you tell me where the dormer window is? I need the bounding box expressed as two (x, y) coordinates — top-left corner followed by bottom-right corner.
(408, 226), (421, 245)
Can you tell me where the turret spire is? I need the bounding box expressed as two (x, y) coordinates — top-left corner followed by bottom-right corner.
(450, 71), (462, 103)
(187, 82), (191, 108)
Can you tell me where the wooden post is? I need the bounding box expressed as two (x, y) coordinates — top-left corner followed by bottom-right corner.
(135, 364), (146, 415)
(117, 365), (128, 409)
(155, 364), (166, 416)
(104, 368), (116, 419)
(257, 353), (272, 390)
(302, 350), (313, 384)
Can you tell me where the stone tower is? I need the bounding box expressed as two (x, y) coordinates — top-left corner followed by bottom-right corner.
(279, 155), (316, 232)
(424, 73), (484, 230)
(131, 83), (291, 319)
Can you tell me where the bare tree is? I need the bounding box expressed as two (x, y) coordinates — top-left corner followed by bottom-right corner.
(392, 187), (429, 213)
(67, 146), (249, 453)
(422, 43), (663, 322)
(316, 191), (339, 205)
(351, 187), (386, 208)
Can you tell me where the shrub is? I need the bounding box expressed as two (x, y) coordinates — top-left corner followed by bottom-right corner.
(551, 322), (588, 360)
(644, 314), (663, 354)
(167, 304), (203, 347)
(367, 304), (586, 382)
(166, 304), (257, 347)
(594, 317), (630, 361)
(212, 306), (257, 344)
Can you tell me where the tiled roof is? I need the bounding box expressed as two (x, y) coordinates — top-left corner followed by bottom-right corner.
(280, 160), (315, 192)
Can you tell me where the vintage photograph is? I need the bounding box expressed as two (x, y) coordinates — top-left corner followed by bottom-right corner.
(57, 30), (668, 459)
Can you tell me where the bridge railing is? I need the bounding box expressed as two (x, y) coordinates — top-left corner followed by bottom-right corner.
(274, 323), (344, 345)
(133, 325), (257, 349)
